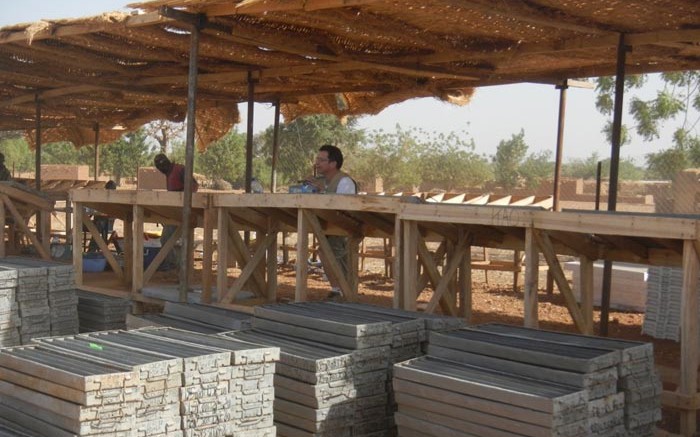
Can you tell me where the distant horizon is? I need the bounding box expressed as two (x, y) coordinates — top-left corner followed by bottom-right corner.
(1, 1), (694, 165)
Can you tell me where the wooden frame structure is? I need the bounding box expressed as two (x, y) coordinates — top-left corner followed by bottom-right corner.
(70, 189), (700, 434)
(0, 182), (53, 260)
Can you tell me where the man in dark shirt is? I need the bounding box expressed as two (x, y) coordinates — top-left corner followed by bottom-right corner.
(154, 154), (198, 271)
(0, 153), (12, 181)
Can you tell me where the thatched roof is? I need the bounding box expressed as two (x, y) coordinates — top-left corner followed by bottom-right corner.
(0, 0), (698, 148)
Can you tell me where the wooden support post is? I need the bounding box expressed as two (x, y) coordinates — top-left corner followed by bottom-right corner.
(221, 233), (276, 303)
(143, 226), (181, 285)
(349, 236), (361, 300)
(417, 236), (455, 315)
(580, 255), (594, 335)
(402, 220), (418, 311)
(393, 216), (403, 309)
(227, 223), (266, 295)
(1, 195), (49, 260)
(81, 215), (124, 281)
(39, 210), (50, 257)
(123, 211), (133, 287)
(72, 203), (84, 286)
(524, 227), (539, 328)
(303, 210), (356, 301)
(0, 200), (5, 258)
(533, 229), (587, 333)
(216, 208), (229, 302)
(131, 205), (144, 296)
(680, 239), (699, 436)
(425, 233), (466, 315)
(201, 207), (214, 303)
(460, 237), (472, 322)
(296, 210), (309, 302)
(267, 221), (278, 303)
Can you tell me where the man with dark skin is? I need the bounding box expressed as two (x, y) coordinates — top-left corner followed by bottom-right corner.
(154, 154), (198, 270)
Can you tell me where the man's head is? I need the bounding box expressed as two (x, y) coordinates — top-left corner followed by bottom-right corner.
(315, 145), (343, 176)
(154, 153), (171, 175)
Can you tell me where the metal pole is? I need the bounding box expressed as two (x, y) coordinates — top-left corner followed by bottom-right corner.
(595, 161), (602, 211)
(93, 123), (100, 181)
(601, 33), (628, 336)
(270, 99), (281, 193)
(553, 81), (568, 212)
(35, 95), (41, 191)
(179, 17), (201, 303)
(245, 71), (255, 194)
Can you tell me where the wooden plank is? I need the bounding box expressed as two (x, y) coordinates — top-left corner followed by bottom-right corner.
(402, 220), (418, 311)
(201, 207), (215, 303)
(216, 207), (228, 303)
(680, 239), (699, 436)
(220, 233), (276, 304)
(303, 210), (355, 301)
(227, 221), (266, 295)
(296, 210), (309, 302)
(461, 237), (471, 322)
(393, 216), (403, 309)
(143, 225), (181, 284)
(266, 221), (278, 303)
(425, 232), (466, 315)
(0, 199), (5, 258)
(72, 203), (84, 286)
(131, 205), (144, 295)
(579, 256), (594, 335)
(0, 195), (50, 260)
(80, 214), (124, 281)
(417, 235), (455, 316)
(533, 229), (587, 333)
(523, 227), (538, 328)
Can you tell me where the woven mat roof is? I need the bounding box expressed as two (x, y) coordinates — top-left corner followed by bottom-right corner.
(0, 0), (698, 148)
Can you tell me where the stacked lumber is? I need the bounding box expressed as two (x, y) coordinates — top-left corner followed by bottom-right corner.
(250, 303), (394, 437)
(0, 328), (279, 436)
(0, 343), (139, 436)
(0, 257), (78, 344)
(0, 268), (19, 347)
(36, 334), (184, 436)
(475, 324), (661, 435)
(134, 327), (278, 435)
(223, 328), (377, 437)
(77, 291), (130, 332)
(642, 266), (684, 340)
(234, 302), (462, 437)
(126, 302), (252, 334)
(396, 324), (660, 436)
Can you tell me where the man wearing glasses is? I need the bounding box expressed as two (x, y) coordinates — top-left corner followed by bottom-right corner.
(307, 145), (357, 299)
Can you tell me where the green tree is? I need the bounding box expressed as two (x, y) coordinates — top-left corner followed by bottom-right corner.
(255, 115), (364, 187)
(197, 128), (246, 185)
(493, 130), (528, 189)
(352, 125), (423, 191)
(0, 136), (33, 176)
(100, 129), (151, 183)
(519, 150), (554, 189)
(562, 152), (644, 180)
(596, 72), (700, 180)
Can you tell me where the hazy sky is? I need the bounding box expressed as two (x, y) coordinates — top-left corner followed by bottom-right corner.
(1, 1), (684, 164)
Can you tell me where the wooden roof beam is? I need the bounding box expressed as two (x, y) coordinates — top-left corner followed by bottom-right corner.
(0, 12), (171, 45)
(443, 0), (613, 35)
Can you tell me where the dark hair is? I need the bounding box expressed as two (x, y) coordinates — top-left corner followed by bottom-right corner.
(319, 144), (343, 169)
